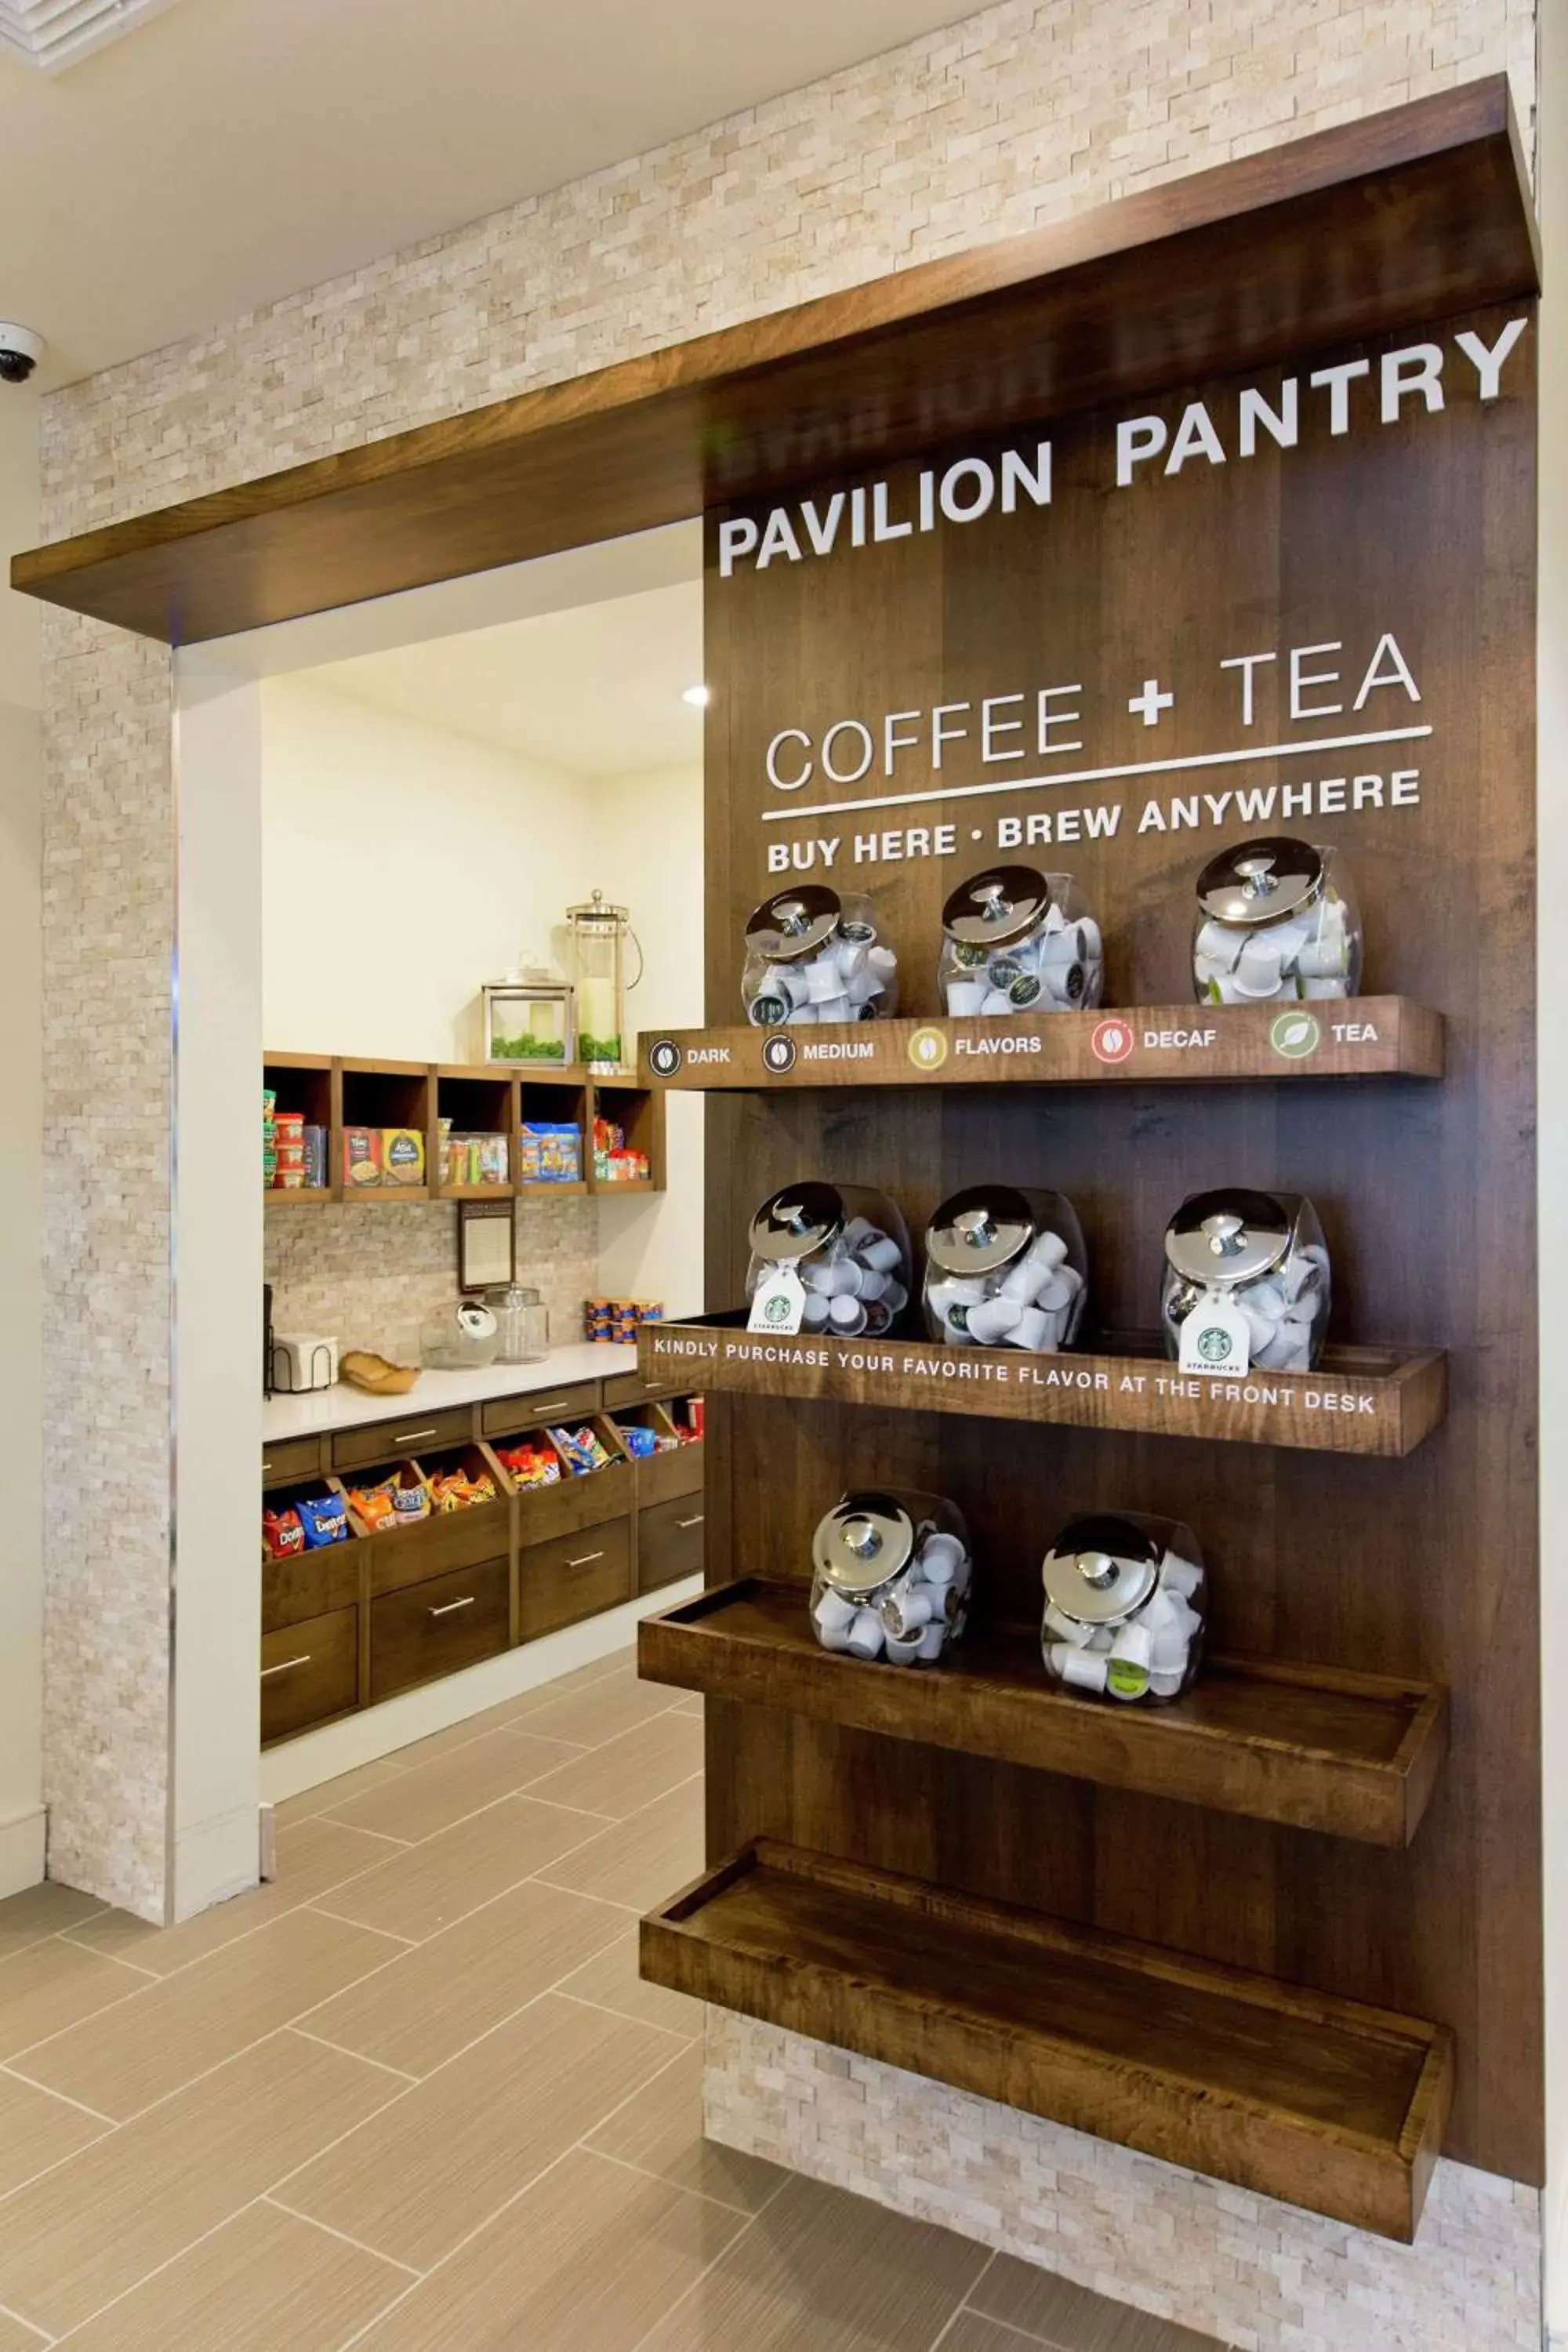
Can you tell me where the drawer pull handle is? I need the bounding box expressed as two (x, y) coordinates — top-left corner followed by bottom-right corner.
(677, 1515), (705, 1530)
(261, 1654), (310, 1678)
(394, 1428), (441, 1445)
(528, 1400), (573, 1417)
(261, 1461), (274, 1476)
(565, 1551), (605, 1570)
(428, 1595), (476, 1619)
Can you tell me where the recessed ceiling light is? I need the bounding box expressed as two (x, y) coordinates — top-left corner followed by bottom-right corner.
(681, 684), (711, 708)
(0, 0), (187, 74)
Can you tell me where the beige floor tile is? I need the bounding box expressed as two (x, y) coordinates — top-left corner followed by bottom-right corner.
(14, 1907), (401, 2120)
(302, 1877), (626, 2075)
(939, 2317), (1051, 2352)
(59, 2197), (412, 2352)
(554, 1928), (703, 2038)
(273, 1755), (414, 1828)
(538, 1777), (704, 1911)
(639, 2171), (990, 2351)
(0, 2030), (401, 2337)
(279, 1991), (684, 2269)
(0, 2065), (109, 2195)
(672, 1694), (704, 1717)
(0, 1937), (150, 2065)
(64, 1817), (402, 1976)
(970, 2258), (1229, 2352)
(0, 1883), (107, 1965)
(587, 2042), (784, 2212)
(351, 2144), (744, 2352)
(392, 1708), (586, 1767)
(318, 1728), (582, 1842)
(516, 1668), (687, 1749)
(495, 1649), (635, 1715)
(0, 2310), (46, 2350)
(307, 1794), (609, 1942)
(522, 1710), (706, 1819)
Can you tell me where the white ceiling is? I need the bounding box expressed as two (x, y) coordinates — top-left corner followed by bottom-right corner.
(1, 0), (976, 386)
(318, 576), (704, 779)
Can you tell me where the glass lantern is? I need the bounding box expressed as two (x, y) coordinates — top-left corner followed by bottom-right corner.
(566, 891), (637, 1070)
(483, 975), (574, 1065)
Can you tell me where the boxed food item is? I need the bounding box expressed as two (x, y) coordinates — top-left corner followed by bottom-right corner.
(380, 1127), (426, 1187)
(343, 1127), (383, 1189)
(520, 1121), (582, 1183)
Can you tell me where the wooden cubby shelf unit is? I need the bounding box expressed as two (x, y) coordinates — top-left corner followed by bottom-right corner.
(636, 998), (1444, 1091)
(637, 1319), (1447, 1458)
(640, 1581), (1450, 1846)
(262, 1053), (334, 1205)
(641, 1840), (1454, 2243)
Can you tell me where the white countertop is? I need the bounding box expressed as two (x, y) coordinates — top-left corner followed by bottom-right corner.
(263, 1342), (641, 1442)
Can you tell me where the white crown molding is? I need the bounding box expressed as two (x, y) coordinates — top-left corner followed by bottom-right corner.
(0, 0), (186, 74)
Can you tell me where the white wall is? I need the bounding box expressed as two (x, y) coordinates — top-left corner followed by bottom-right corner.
(0, 701), (42, 1895)
(1541, 0), (1568, 2333)
(260, 676), (585, 1062)
(579, 762), (706, 1317)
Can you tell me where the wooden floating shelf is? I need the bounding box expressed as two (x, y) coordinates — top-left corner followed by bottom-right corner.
(637, 1318), (1446, 1458)
(637, 997), (1443, 1091)
(641, 1839), (1453, 2241)
(263, 1186), (333, 1207)
(640, 1581), (1449, 1847)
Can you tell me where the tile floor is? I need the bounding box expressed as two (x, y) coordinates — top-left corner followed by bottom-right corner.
(0, 1648), (1231, 2350)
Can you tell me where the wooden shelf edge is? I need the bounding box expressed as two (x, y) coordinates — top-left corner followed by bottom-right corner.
(637, 1319), (1447, 1458)
(517, 1179), (588, 1196)
(263, 1187), (332, 1207)
(638, 1581), (1448, 1846)
(439, 1184), (517, 1203)
(640, 1838), (1454, 2241)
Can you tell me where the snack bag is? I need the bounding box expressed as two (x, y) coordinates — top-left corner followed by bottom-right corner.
(350, 1479), (399, 1531)
(391, 1467), (431, 1522)
(618, 1422), (658, 1458)
(263, 1507), (305, 1559)
(497, 1439), (561, 1486)
(428, 1468), (496, 1513)
(296, 1491), (348, 1548)
(548, 1424), (612, 1475)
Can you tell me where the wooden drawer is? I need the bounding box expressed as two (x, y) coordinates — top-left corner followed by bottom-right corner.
(601, 1369), (682, 1411)
(511, 1456), (633, 1548)
(262, 1435), (328, 1486)
(261, 1609), (358, 1744)
(637, 1491), (706, 1594)
(263, 1543), (361, 1634)
(332, 1406), (474, 1473)
(636, 1439), (703, 1510)
(370, 1556), (510, 1704)
(481, 1380), (600, 1438)
(364, 1497), (514, 1599)
(518, 1517), (632, 1642)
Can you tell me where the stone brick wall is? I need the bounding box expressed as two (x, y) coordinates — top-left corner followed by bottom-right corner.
(32, 3), (1542, 2333)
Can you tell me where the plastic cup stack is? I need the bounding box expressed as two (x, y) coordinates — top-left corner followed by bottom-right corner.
(811, 1526), (972, 1667)
(1193, 897), (1352, 1004)
(927, 1227), (1083, 1352)
(945, 899), (1103, 1018)
(800, 1216), (909, 1338)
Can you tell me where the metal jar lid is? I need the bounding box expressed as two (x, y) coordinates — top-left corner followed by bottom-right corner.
(1042, 1513), (1160, 1625)
(745, 885), (843, 964)
(812, 1491), (916, 1595)
(1196, 837), (1325, 926)
(926, 1184), (1036, 1278)
(942, 866), (1053, 948)
(1163, 1187), (1296, 1288)
(750, 1182), (845, 1265)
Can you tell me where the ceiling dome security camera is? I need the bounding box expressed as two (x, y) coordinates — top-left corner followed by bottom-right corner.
(0, 325), (45, 386)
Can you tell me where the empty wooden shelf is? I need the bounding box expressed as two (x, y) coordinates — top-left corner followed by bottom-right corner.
(637, 998), (1443, 1091)
(637, 1319), (1447, 1457)
(641, 1839), (1453, 2241)
(639, 1581), (1449, 1846)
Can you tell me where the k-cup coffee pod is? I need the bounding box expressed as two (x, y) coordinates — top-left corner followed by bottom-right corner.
(923, 1184), (1088, 1353)
(1160, 1188), (1330, 1374)
(742, 886), (901, 1027)
(1191, 837), (1361, 1005)
(1040, 1512), (1207, 1704)
(745, 1183), (913, 1334)
(809, 1490), (973, 1668)
(939, 866), (1105, 1018)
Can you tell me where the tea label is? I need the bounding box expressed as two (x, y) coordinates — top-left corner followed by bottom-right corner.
(1178, 1290), (1251, 1377)
(748, 1264), (807, 1335)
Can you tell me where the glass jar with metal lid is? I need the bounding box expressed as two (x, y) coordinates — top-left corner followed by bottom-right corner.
(1192, 836), (1361, 1004)
(742, 885), (899, 1027)
(811, 1489), (973, 1665)
(922, 1183), (1088, 1351)
(1040, 1511), (1206, 1702)
(746, 1182), (913, 1338)
(1161, 1187), (1330, 1372)
(939, 866), (1104, 1017)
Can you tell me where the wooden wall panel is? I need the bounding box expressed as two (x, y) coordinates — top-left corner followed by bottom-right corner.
(702, 302), (1539, 2177)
